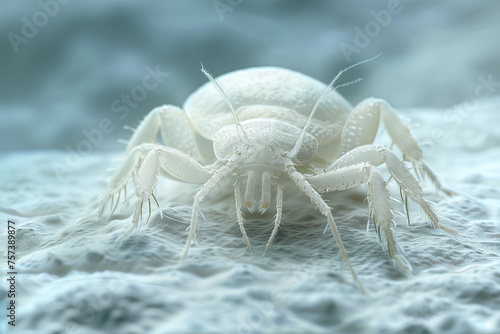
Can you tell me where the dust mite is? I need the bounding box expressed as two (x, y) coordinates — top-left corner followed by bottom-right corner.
(96, 58), (456, 291)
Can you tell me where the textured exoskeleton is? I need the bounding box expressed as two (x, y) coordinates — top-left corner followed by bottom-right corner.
(97, 62), (455, 291)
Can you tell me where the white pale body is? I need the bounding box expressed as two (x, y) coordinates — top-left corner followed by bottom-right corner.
(96, 65), (456, 292)
(184, 67), (352, 162)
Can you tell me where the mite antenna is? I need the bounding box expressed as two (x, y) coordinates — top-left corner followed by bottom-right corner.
(290, 54), (381, 158)
(200, 62), (249, 143)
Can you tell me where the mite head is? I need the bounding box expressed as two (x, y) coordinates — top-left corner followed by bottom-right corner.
(213, 115), (318, 167)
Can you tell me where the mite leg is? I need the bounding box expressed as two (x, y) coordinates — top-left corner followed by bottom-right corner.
(181, 162), (236, 261)
(264, 182), (284, 254)
(340, 98), (452, 194)
(98, 143), (156, 217)
(286, 164), (365, 292)
(234, 176), (252, 253)
(126, 105), (203, 161)
(128, 146), (212, 235)
(306, 163), (412, 273)
(330, 144), (456, 234)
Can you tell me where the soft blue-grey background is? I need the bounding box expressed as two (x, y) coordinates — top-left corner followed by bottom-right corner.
(1, 0), (500, 151)
(1, 2), (500, 334)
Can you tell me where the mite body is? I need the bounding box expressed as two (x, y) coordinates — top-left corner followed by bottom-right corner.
(97, 64), (455, 290)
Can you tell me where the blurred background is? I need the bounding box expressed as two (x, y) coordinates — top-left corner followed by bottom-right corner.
(1, 0), (499, 151)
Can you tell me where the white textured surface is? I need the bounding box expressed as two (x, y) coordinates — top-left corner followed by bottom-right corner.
(1, 96), (499, 334)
